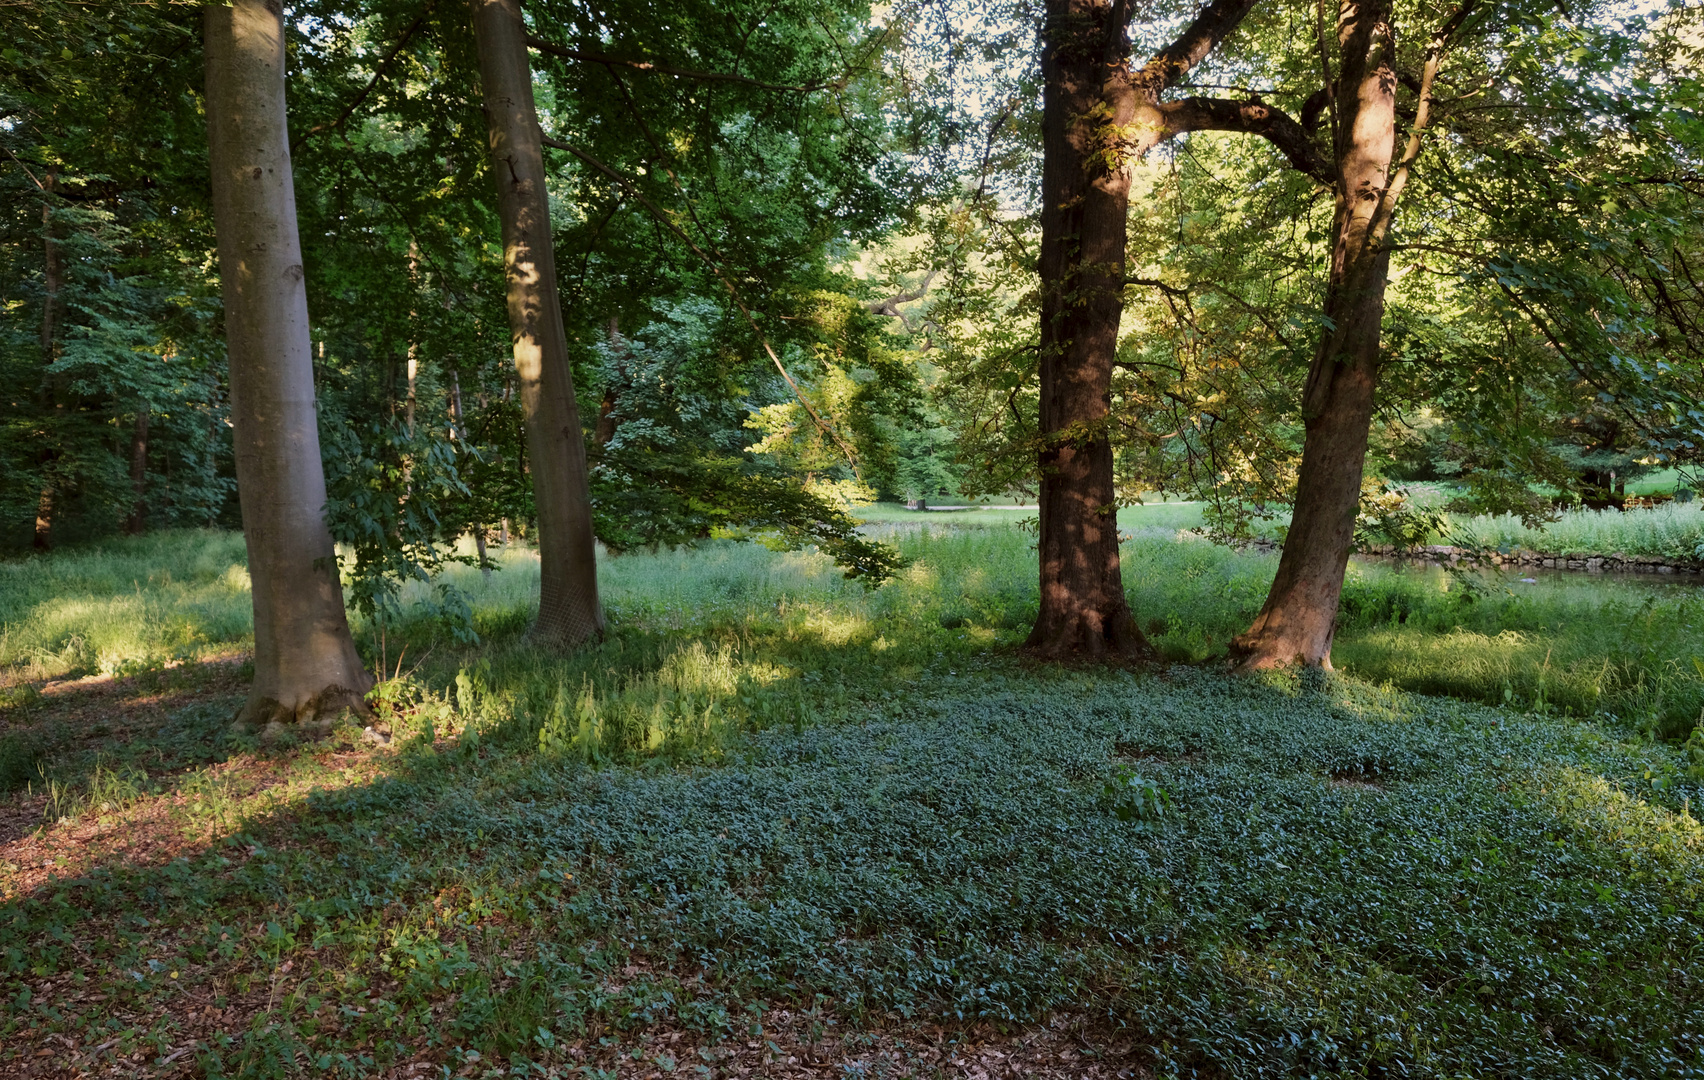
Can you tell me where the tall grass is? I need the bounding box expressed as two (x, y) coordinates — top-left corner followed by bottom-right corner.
(0, 530), (253, 682)
(4, 520), (1700, 746)
(1449, 501), (1704, 561)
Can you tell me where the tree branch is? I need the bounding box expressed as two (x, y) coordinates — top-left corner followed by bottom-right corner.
(1132, 0), (1265, 95)
(526, 35), (828, 92)
(866, 269), (939, 329)
(1373, 0), (1479, 234)
(292, 5), (433, 151)
(1157, 97), (1333, 182)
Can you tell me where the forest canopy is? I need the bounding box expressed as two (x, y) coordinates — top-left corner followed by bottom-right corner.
(0, 0), (1699, 666)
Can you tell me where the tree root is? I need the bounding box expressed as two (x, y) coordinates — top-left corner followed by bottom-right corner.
(231, 684), (371, 743)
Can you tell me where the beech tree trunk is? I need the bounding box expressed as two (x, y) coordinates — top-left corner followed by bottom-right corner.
(1027, 0), (1147, 658)
(448, 370), (491, 581)
(1232, 0), (1398, 669)
(205, 0), (373, 728)
(470, 0), (604, 648)
(35, 168), (61, 552)
(40, 167), (60, 361)
(593, 316), (624, 447)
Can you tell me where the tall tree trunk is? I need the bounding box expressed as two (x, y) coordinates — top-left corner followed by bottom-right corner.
(1027, 0), (1146, 658)
(1232, 0), (1398, 669)
(35, 167), (61, 552)
(40, 167), (61, 360)
(205, 0), (373, 728)
(33, 487), (53, 551)
(125, 405), (149, 534)
(470, 0), (604, 648)
(1026, 0), (1261, 657)
(594, 316), (623, 447)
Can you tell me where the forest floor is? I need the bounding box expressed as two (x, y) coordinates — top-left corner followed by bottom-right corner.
(1, 524), (1703, 1077)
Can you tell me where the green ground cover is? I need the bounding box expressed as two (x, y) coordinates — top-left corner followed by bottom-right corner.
(2, 524), (1703, 1076)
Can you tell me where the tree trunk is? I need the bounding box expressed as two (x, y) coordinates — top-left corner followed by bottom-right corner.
(40, 167), (61, 361)
(33, 487), (53, 551)
(35, 168), (61, 552)
(1232, 0), (1397, 670)
(594, 316), (623, 447)
(125, 405), (149, 534)
(1026, 0), (1147, 659)
(205, 0), (373, 728)
(470, 0), (604, 648)
(1024, 0), (1264, 658)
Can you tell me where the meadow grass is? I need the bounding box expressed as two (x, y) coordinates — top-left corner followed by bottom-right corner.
(1448, 501), (1704, 562)
(4, 525), (1704, 1075)
(0, 530), (253, 684)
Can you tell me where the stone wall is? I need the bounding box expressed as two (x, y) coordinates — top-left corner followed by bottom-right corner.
(1357, 543), (1704, 576)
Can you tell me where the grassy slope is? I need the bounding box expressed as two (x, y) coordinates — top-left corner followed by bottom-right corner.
(1, 526), (1703, 1076)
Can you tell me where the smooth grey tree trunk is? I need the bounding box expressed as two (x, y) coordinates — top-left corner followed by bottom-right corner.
(205, 0), (372, 729)
(470, 0), (604, 648)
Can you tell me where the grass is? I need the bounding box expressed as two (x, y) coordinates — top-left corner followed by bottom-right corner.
(0, 530), (253, 684)
(1448, 502), (1704, 563)
(2, 523), (1703, 1076)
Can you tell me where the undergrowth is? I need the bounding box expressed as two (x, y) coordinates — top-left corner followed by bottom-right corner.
(0, 524), (1702, 1074)
(6, 661), (1704, 1077)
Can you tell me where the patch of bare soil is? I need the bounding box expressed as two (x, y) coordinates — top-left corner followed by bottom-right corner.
(7, 1006), (1156, 1079)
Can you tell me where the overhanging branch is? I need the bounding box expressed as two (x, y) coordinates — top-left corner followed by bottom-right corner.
(1157, 97), (1333, 183)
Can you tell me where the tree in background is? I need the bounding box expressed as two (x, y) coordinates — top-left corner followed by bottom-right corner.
(469, 0), (603, 648)
(0, 3), (231, 550)
(204, 0), (371, 726)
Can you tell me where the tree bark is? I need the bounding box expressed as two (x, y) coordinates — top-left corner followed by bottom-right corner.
(593, 316), (623, 447)
(40, 167), (61, 361)
(205, 0), (373, 728)
(448, 369), (491, 581)
(1231, 0), (1398, 669)
(1028, 0), (1145, 658)
(125, 405), (149, 534)
(33, 487), (53, 551)
(35, 168), (61, 552)
(470, 0), (604, 648)
(1027, 0), (1260, 658)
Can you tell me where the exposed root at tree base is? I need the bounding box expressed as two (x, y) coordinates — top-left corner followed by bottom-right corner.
(232, 684), (370, 741)
(1025, 614), (1153, 665)
(1227, 631), (1334, 673)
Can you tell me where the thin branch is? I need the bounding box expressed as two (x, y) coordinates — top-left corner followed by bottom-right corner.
(595, 61), (726, 265)
(0, 140), (45, 191)
(293, 5), (433, 151)
(526, 35), (829, 93)
(867, 269), (940, 330)
(1370, 0), (1478, 237)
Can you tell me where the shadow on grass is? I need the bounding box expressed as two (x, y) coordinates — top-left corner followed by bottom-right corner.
(5, 644), (1704, 1079)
